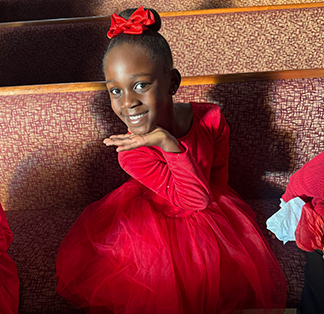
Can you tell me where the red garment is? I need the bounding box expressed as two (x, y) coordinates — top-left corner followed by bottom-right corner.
(56, 103), (287, 313)
(282, 151), (324, 252)
(0, 204), (19, 314)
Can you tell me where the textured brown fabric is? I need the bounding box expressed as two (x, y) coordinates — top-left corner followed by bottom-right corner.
(1, 6), (324, 86)
(0, 22), (109, 86)
(6, 208), (85, 313)
(163, 7), (324, 77)
(0, 90), (129, 212)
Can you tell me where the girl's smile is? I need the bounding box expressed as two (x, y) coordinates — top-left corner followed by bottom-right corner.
(126, 111), (148, 122)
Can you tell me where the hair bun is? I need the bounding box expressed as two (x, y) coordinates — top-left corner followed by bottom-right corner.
(119, 7), (161, 32)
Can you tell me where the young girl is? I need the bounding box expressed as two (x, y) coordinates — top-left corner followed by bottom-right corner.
(0, 203), (19, 314)
(55, 7), (287, 313)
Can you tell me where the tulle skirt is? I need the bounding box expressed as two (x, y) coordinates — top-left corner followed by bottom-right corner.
(55, 179), (286, 314)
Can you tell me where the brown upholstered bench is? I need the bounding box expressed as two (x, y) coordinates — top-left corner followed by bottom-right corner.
(1, 74), (323, 312)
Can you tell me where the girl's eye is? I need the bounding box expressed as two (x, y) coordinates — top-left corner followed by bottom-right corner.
(134, 82), (149, 91)
(109, 88), (121, 96)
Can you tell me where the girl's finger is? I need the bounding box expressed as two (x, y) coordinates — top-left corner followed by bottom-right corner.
(104, 137), (136, 147)
(110, 133), (132, 139)
(116, 141), (141, 152)
(103, 140), (118, 147)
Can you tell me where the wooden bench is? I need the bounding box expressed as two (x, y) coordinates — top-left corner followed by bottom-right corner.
(1, 4), (324, 86)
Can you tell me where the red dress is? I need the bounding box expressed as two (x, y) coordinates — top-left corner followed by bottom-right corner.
(0, 204), (19, 314)
(56, 102), (287, 314)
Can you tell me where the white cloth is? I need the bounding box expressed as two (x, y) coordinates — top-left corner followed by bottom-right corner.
(266, 197), (305, 244)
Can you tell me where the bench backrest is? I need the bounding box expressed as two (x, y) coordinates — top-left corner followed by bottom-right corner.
(1, 5), (324, 86)
(1, 76), (323, 210)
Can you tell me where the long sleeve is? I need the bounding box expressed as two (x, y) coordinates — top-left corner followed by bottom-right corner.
(208, 107), (230, 187)
(118, 144), (213, 211)
(283, 151), (324, 217)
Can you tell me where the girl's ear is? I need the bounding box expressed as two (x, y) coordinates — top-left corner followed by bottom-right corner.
(169, 68), (181, 95)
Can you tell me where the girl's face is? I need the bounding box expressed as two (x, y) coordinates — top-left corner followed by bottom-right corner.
(104, 43), (173, 135)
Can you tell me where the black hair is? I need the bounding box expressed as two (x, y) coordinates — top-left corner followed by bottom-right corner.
(103, 8), (173, 73)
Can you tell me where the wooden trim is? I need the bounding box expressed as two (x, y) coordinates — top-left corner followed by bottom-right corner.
(1, 68), (324, 96)
(160, 2), (324, 17)
(1, 2), (324, 28)
(0, 82), (107, 95)
(180, 68), (324, 85)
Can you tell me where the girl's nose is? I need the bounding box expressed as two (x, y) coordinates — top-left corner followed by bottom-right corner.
(123, 91), (139, 109)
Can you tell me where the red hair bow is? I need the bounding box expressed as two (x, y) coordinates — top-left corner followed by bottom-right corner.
(107, 6), (155, 39)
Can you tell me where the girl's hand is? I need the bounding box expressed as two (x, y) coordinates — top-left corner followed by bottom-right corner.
(103, 127), (183, 153)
